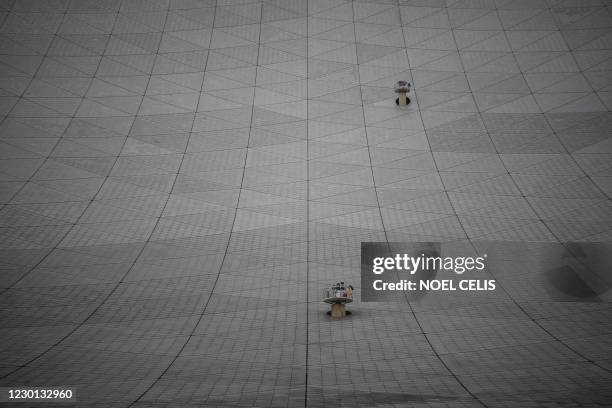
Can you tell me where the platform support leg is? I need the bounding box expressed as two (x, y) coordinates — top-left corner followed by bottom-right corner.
(330, 303), (346, 318)
(399, 92), (407, 106)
